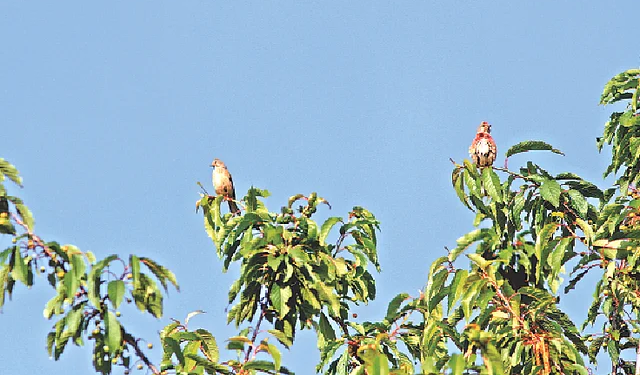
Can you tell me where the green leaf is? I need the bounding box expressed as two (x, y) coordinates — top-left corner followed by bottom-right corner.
(170, 331), (202, 342)
(270, 284), (292, 318)
(362, 348), (389, 375)
(46, 332), (55, 357)
(63, 306), (83, 342)
(540, 179), (562, 207)
(448, 269), (468, 313)
(15, 203), (34, 231)
(0, 158), (23, 187)
(43, 288), (64, 319)
(243, 360), (276, 372)
(448, 353), (465, 375)
(104, 311), (121, 355)
(87, 255), (118, 310)
(107, 280), (125, 310)
(566, 189), (588, 217)
(319, 217), (342, 246)
(62, 270), (78, 304)
(265, 343), (282, 371)
(336, 348), (349, 374)
(195, 329), (219, 363)
(427, 269), (448, 310)
(130, 254), (141, 289)
(575, 218), (594, 244)
(140, 257), (179, 292)
(85, 251), (96, 265)
(481, 167), (502, 203)
(268, 329), (293, 348)
(139, 274), (163, 318)
(619, 110), (640, 127)
(547, 238), (571, 293)
(534, 223), (559, 283)
(450, 229), (493, 262)
(505, 141), (564, 158)
(607, 339), (619, 362)
(460, 279), (484, 321)
(467, 253), (490, 269)
(384, 293), (409, 323)
(164, 336), (185, 365)
(633, 79), (640, 112)
(228, 335), (252, 344)
(452, 168), (472, 210)
(160, 322), (180, 340)
(0, 265), (10, 309)
(182, 340), (200, 372)
(70, 253), (86, 281)
(11, 246), (28, 285)
(318, 313), (336, 342)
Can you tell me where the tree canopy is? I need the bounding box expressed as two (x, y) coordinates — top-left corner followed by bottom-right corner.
(2, 67), (640, 374)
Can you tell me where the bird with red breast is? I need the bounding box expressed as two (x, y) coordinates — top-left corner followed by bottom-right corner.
(469, 121), (497, 168)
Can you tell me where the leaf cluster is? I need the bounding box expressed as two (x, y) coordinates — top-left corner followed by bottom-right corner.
(0, 159), (178, 375)
(159, 189), (381, 374)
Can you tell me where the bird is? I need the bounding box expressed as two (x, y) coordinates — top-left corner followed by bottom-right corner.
(469, 121), (497, 168)
(211, 158), (240, 214)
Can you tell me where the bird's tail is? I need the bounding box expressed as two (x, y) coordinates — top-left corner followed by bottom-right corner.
(228, 200), (240, 215)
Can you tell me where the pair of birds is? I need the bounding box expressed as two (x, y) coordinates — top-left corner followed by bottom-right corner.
(210, 122), (496, 215)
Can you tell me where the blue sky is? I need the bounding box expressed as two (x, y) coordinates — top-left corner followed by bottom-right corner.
(0, 2), (637, 374)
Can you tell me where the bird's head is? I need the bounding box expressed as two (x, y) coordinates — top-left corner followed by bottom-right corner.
(476, 121), (492, 134)
(211, 158), (226, 169)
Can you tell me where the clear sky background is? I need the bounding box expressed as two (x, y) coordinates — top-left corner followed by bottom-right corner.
(0, 2), (638, 374)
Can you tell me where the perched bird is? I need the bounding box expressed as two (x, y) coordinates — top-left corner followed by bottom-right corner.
(211, 158), (240, 214)
(469, 121), (497, 168)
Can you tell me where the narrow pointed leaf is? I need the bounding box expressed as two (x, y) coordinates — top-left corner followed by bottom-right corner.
(319, 217), (342, 246)
(505, 141), (564, 158)
(105, 311), (121, 355)
(481, 167), (502, 203)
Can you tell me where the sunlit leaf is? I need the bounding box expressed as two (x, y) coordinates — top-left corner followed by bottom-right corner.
(140, 257), (179, 292)
(385, 293), (409, 322)
(566, 189), (588, 217)
(362, 348), (389, 375)
(540, 179), (562, 207)
(0, 158), (23, 187)
(481, 167), (502, 203)
(105, 311), (121, 355)
(505, 141), (564, 158)
(319, 217), (342, 246)
(107, 280), (125, 310)
(448, 269), (468, 314)
(11, 246), (27, 285)
(186, 310), (205, 326)
(194, 329), (218, 363)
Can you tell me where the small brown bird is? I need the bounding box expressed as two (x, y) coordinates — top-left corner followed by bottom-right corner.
(211, 158), (240, 214)
(469, 121), (497, 168)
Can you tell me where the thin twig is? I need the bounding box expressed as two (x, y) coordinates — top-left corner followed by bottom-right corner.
(11, 212), (57, 260)
(492, 166), (530, 181)
(331, 315), (350, 338)
(245, 299), (268, 362)
(480, 269), (526, 329)
(123, 331), (160, 375)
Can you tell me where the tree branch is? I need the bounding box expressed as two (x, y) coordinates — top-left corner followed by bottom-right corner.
(123, 331), (160, 375)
